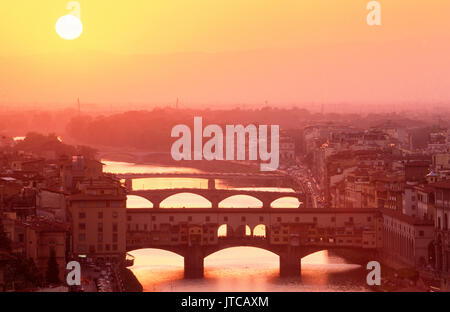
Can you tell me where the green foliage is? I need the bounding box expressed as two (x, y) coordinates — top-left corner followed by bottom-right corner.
(13, 132), (97, 159)
(45, 249), (60, 285)
(4, 256), (43, 290)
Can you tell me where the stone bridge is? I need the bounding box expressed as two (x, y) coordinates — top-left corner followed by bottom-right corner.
(125, 208), (382, 278)
(127, 188), (305, 209)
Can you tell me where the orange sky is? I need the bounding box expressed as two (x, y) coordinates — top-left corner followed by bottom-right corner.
(1, 0), (450, 110)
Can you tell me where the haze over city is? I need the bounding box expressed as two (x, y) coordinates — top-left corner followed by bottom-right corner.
(1, 0), (450, 109)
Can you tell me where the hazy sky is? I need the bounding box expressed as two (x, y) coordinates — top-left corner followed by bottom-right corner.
(0, 0), (449, 109)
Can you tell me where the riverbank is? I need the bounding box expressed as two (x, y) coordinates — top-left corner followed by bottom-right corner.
(117, 266), (143, 292)
(372, 259), (440, 292)
(329, 249), (439, 292)
(102, 151), (266, 174)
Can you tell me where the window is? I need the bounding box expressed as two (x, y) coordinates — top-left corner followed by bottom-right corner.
(169, 216), (174, 222)
(98, 212), (103, 219)
(152, 216), (156, 221)
(295, 217), (299, 222)
(113, 233), (118, 243)
(205, 216), (210, 222)
(260, 216), (264, 222)
(313, 217), (317, 222)
(98, 234), (103, 242)
(224, 217), (228, 222)
(367, 217), (372, 222)
(349, 217), (354, 222)
(98, 223), (103, 232)
(241, 216), (246, 222)
(113, 223), (118, 232)
(78, 234), (86, 241)
(331, 217), (336, 222)
(105, 244), (110, 251)
(79, 212), (86, 219)
(97, 244), (103, 251)
(79, 223), (86, 230)
(127, 216), (132, 221)
(112, 211), (118, 218)
(277, 217), (282, 222)
(111, 201), (123, 208)
(419, 231), (424, 237)
(188, 216), (192, 222)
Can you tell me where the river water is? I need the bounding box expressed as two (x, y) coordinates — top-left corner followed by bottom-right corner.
(103, 160), (371, 292)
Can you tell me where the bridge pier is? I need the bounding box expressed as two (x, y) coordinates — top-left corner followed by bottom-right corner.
(279, 249), (301, 278)
(184, 246), (204, 278)
(124, 179), (133, 191)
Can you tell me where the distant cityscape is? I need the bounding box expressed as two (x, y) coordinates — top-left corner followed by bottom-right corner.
(0, 111), (449, 292)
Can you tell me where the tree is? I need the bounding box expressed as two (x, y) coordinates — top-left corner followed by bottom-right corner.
(0, 221), (11, 252)
(45, 249), (60, 285)
(4, 256), (44, 290)
(26, 258), (43, 287)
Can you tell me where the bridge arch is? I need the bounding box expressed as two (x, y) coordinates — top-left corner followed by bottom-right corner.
(253, 224), (267, 238)
(217, 224), (233, 238)
(126, 195), (154, 208)
(160, 192), (212, 208)
(270, 196), (301, 208)
(204, 246), (280, 259)
(219, 195), (263, 208)
(127, 247), (186, 259)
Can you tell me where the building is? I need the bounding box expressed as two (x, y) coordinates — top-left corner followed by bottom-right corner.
(381, 209), (434, 269)
(432, 153), (450, 171)
(1, 213), (69, 282)
(68, 177), (127, 264)
(36, 189), (68, 222)
(430, 180), (450, 291)
(0, 250), (14, 291)
(60, 156), (104, 192)
(415, 185), (435, 221)
(279, 135), (296, 164)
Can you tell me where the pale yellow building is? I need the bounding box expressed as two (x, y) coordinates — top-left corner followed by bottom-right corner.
(68, 177), (127, 264)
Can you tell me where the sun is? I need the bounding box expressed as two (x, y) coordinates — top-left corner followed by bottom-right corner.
(55, 15), (83, 40)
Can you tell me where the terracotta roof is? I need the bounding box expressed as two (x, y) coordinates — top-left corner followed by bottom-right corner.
(69, 194), (126, 201)
(427, 180), (450, 190)
(380, 208), (434, 226)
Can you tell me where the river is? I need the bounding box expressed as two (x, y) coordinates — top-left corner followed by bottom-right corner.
(103, 160), (371, 292)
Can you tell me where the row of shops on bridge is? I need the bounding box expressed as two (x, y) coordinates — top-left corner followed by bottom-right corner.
(126, 220), (382, 250)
